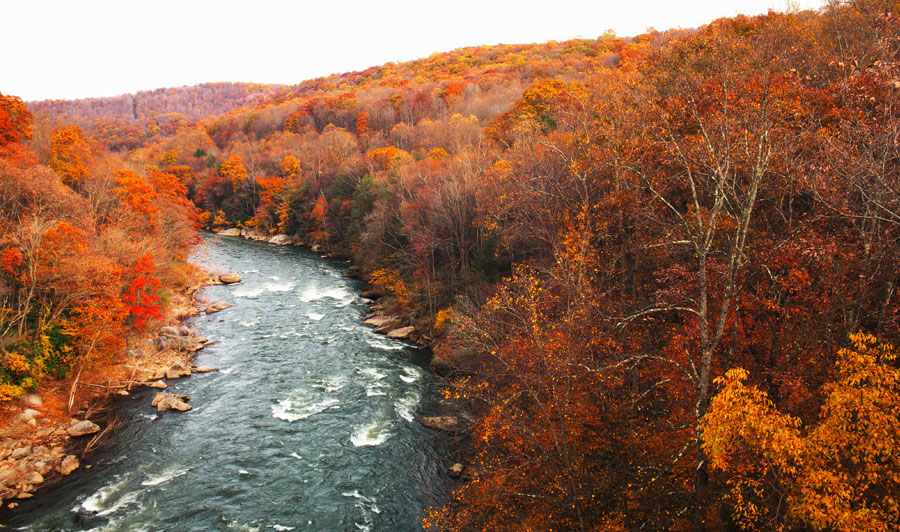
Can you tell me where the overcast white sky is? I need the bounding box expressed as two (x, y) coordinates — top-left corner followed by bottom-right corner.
(2, 0), (826, 102)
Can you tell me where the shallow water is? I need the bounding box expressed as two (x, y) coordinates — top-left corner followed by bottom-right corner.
(5, 235), (448, 531)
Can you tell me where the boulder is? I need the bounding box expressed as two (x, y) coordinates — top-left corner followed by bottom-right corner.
(448, 463), (464, 479)
(218, 273), (242, 284)
(374, 319), (402, 334)
(20, 394), (42, 407)
(158, 326), (181, 337)
(269, 234), (292, 245)
(67, 420), (100, 437)
(177, 326), (193, 336)
(56, 455), (79, 475)
(152, 393), (191, 413)
(360, 288), (387, 300)
(205, 301), (233, 314)
(10, 409), (41, 426)
(10, 447), (31, 460)
(192, 366), (217, 373)
(24, 472), (43, 485)
(418, 416), (460, 432)
(145, 380), (167, 389)
(165, 361), (192, 380)
(344, 265), (362, 278)
(387, 326), (415, 340)
(363, 316), (396, 328)
(218, 228), (241, 237)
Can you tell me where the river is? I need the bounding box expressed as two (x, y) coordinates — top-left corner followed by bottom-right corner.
(5, 235), (449, 531)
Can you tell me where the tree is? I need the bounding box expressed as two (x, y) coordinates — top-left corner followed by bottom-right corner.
(0, 93), (33, 147)
(48, 126), (93, 186)
(220, 154), (248, 187)
(702, 333), (900, 532)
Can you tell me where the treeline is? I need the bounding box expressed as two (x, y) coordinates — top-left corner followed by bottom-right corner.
(0, 93), (198, 410)
(29, 1), (900, 530)
(29, 82), (285, 151)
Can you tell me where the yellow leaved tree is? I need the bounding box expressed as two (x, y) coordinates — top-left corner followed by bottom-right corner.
(702, 333), (900, 532)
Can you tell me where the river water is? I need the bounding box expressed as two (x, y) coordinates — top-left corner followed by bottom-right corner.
(6, 235), (448, 531)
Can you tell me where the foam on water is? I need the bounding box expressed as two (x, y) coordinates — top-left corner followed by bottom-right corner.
(263, 282), (295, 292)
(234, 286), (266, 298)
(271, 397), (340, 422)
(299, 285), (354, 305)
(400, 366), (420, 383)
(350, 419), (392, 447)
(312, 375), (345, 393)
(306, 312), (324, 321)
(395, 391), (421, 422)
(358, 367), (386, 381)
(272, 526), (295, 531)
(290, 452), (302, 460)
(78, 476), (130, 514)
(363, 337), (406, 351)
(141, 467), (190, 486)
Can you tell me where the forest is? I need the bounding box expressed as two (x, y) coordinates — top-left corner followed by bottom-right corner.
(3, 0), (900, 530)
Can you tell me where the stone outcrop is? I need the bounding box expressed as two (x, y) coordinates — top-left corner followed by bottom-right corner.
(205, 301), (233, 314)
(269, 234), (293, 245)
(374, 319), (402, 334)
(363, 316), (396, 328)
(152, 393), (191, 413)
(56, 455), (79, 475)
(217, 228), (241, 236)
(387, 326), (414, 340)
(360, 288), (387, 300)
(165, 361), (192, 379)
(418, 416), (460, 432)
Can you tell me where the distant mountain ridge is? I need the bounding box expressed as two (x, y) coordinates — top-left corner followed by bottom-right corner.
(29, 82), (286, 150)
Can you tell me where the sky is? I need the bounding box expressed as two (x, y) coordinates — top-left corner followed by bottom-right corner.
(3, 0), (826, 102)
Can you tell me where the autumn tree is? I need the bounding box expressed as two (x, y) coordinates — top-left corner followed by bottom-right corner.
(48, 125), (93, 186)
(702, 333), (900, 532)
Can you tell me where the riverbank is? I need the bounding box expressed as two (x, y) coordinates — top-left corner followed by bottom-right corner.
(0, 265), (243, 509)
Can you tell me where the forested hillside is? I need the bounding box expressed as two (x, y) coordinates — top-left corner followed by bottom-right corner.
(29, 82), (284, 151)
(13, 0), (900, 530)
(0, 92), (199, 411)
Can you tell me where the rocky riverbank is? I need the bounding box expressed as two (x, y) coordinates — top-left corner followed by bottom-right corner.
(0, 270), (242, 509)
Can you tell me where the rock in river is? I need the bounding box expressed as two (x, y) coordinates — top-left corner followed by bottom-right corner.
(165, 361), (192, 379)
(205, 301), (233, 314)
(418, 416), (460, 432)
(66, 420), (100, 437)
(152, 393), (191, 413)
(218, 228), (241, 236)
(56, 455), (79, 475)
(218, 273), (242, 284)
